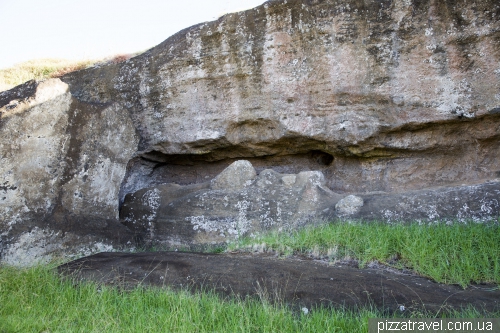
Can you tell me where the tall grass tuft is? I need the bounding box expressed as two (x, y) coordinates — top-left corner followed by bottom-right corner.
(229, 221), (500, 288)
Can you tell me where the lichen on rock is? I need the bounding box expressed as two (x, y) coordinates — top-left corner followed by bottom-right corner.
(120, 160), (342, 246)
(336, 195), (364, 216)
(1, 0), (500, 265)
(210, 160), (257, 191)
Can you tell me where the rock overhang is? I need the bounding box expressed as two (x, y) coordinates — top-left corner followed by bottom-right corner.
(1, 0), (500, 264)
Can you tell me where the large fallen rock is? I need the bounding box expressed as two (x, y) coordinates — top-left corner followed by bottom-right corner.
(1, 0), (500, 264)
(120, 160), (342, 246)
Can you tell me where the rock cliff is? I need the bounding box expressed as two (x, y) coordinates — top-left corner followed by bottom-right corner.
(1, 0), (499, 264)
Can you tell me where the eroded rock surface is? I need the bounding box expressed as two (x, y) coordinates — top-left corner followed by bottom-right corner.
(356, 181), (500, 223)
(121, 160), (342, 246)
(335, 195), (364, 216)
(94, 0), (500, 197)
(58, 251), (500, 313)
(0, 79), (137, 265)
(2, 0), (500, 264)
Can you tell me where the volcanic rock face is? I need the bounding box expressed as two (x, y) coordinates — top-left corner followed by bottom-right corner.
(0, 79), (138, 265)
(1, 0), (500, 264)
(120, 160), (342, 246)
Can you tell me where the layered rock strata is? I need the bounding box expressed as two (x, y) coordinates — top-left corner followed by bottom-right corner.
(1, 0), (500, 264)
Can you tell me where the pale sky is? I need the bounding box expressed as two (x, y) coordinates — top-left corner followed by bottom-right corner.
(0, 0), (267, 69)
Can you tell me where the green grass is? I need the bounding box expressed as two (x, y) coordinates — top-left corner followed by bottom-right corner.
(0, 265), (495, 333)
(228, 221), (500, 288)
(1, 221), (498, 332)
(0, 265), (376, 332)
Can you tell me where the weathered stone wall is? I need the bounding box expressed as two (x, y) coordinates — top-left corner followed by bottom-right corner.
(1, 0), (500, 264)
(61, 0), (500, 196)
(0, 79), (138, 265)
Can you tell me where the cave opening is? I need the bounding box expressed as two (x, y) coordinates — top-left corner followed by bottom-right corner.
(118, 150), (335, 205)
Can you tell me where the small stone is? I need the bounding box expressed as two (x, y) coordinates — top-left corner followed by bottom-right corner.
(336, 195), (364, 215)
(210, 160), (257, 190)
(281, 175), (296, 186)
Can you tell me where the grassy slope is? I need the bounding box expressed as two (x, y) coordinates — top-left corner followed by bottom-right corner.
(0, 54), (135, 92)
(0, 59), (95, 91)
(1, 221), (499, 332)
(229, 221), (500, 288)
(0, 265), (377, 333)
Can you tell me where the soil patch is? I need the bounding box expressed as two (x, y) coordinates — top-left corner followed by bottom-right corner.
(58, 251), (500, 314)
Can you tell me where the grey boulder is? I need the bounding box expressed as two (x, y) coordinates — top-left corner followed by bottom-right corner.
(120, 160), (342, 246)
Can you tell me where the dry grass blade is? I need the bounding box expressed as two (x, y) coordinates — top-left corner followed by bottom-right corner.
(0, 54), (135, 92)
